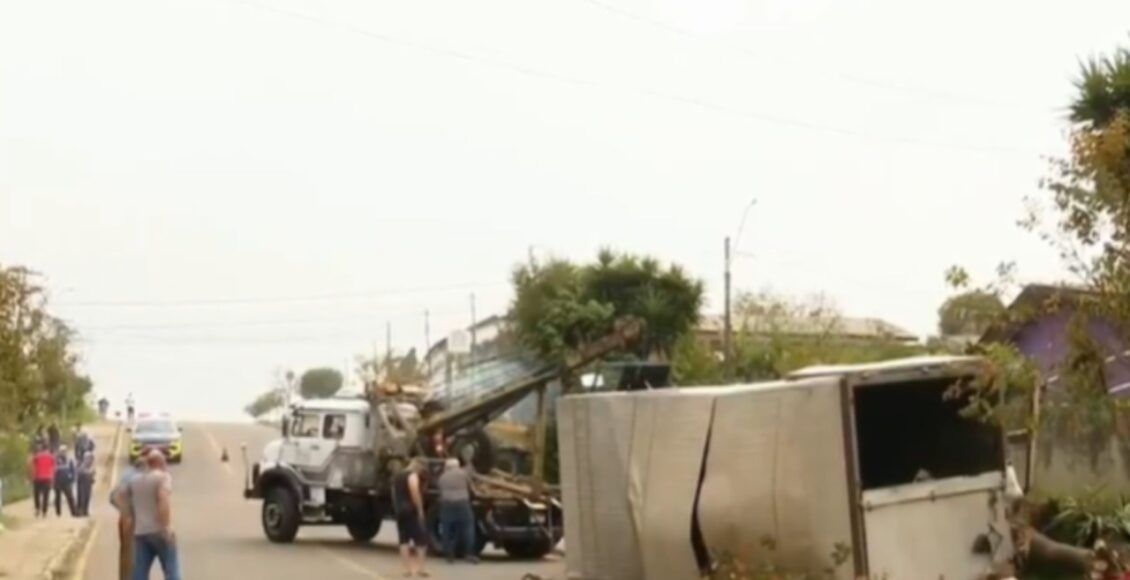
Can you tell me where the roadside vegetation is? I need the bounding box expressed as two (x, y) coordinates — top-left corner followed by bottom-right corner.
(0, 266), (95, 505)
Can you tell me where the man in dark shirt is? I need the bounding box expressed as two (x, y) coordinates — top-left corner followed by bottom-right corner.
(391, 459), (430, 577)
(53, 445), (77, 517)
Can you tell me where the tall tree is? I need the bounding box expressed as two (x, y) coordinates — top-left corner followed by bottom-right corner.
(510, 249), (704, 364)
(937, 290), (1005, 336)
(299, 367), (344, 399)
(946, 40), (1130, 449)
(0, 265), (92, 503)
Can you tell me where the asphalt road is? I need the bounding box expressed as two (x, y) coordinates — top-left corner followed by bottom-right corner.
(82, 422), (565, 580)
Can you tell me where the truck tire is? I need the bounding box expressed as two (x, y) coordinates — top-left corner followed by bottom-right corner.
(346, 518), (382, 543)
(501, 537), (555, 560)
(449, 430), (496, 475)
(262, 486), (300, 543)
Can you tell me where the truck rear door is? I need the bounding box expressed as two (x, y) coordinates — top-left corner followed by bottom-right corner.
(848, 372), (1014, 578)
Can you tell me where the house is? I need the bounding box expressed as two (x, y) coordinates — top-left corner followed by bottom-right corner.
(695, 313), (918, 352)
(981, 283), (1130, 494)
(981, 283), (1130, 393)
(422, 314), (514, 390)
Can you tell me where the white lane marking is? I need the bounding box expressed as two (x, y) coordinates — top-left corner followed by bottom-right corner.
(318, 547), (392, 579)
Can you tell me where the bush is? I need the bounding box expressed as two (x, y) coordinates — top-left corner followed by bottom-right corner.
(0, 433), (30, 505)
(1042, 488), (1130, 547)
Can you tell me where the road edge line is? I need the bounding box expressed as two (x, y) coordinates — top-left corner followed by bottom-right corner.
(59, 420), (125, 580)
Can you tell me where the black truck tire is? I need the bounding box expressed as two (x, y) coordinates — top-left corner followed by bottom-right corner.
(346, 517), (382, 543)
(449, 430), (496, 475)
(262, 486), (301, 543)
(501, 537), (555, 560)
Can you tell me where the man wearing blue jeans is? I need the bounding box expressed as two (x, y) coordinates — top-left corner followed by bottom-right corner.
(437, 458), (478, 564)
(126, 450), (180, 580)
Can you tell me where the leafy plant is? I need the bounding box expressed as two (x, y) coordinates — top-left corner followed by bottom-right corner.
(1043, 487), (1130, 547)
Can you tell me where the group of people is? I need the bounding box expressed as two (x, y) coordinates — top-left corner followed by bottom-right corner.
(391, 455), (479, 578)
(112, 449), (180, 580)
(27, 426), (97, 518)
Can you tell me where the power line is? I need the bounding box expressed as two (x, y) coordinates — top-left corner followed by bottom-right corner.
(218, 0), (1044, 156)
(58, 281), (509, 308)
(573, 0), (1041, 112)
(76, 304), (467, 332)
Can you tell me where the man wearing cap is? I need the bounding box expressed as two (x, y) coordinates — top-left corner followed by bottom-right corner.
(127, 449), (180, 580)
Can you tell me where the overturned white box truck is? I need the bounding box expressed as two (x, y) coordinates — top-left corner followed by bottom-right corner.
(557, 355), (1017, 580)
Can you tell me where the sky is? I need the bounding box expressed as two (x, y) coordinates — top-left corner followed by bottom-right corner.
(2, 0), (1129, 420)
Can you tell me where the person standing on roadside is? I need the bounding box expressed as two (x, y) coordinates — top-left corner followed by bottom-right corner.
(53, 445), (77, 517)
(392, 459), (430, 578)
(437, 457), (478, 564)
(74, 427), (94, 462)
(127, 450), (180, 580)
(27, 444), (55, 518)
(33, 426), (47, 451)
(47, 423), (61, 453)
(112, 458), (147, 580)
(76, 443), (96, 517)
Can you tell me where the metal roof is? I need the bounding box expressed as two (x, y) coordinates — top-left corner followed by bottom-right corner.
(697, 313), (917, 341)
(786, 355), (983, 379)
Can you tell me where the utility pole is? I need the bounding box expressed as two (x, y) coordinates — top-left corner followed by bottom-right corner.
(725, 198), (757, 381)
(470, 293), (478, 353)
(424, 310), (432, 379)
(385, 321), (392, 370)
(470, 293), (478, 385)
(723, 236), (733, 377)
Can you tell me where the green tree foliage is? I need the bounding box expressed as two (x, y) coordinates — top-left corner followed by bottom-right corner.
(299, 367), (344, 399)
(0, 265), (93, 503)
(668, 291), (935, 386)
(676, 291), (934, 385)
(937, 290), (1005, 337)
(510, 249), (704, 364)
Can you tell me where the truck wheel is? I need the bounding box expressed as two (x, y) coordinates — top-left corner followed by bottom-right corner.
(449, 430), (496, 475)
(346, 518), (382, 543)
(262, 486), (300, 543)
(501, 537), (555, 560)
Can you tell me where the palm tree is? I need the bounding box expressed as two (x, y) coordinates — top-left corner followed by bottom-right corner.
(1070, 46), (1130, 128)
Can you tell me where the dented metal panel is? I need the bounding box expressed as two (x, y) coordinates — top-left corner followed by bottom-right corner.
(698, 377), (856, 579)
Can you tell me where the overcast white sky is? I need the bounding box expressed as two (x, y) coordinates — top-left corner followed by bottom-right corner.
(3, 0), (1128, 420)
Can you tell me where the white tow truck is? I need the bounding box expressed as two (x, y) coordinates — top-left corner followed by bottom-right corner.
(242, 320), (645, 559)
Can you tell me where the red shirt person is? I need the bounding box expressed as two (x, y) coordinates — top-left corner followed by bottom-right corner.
(29, 446), (56, 517)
